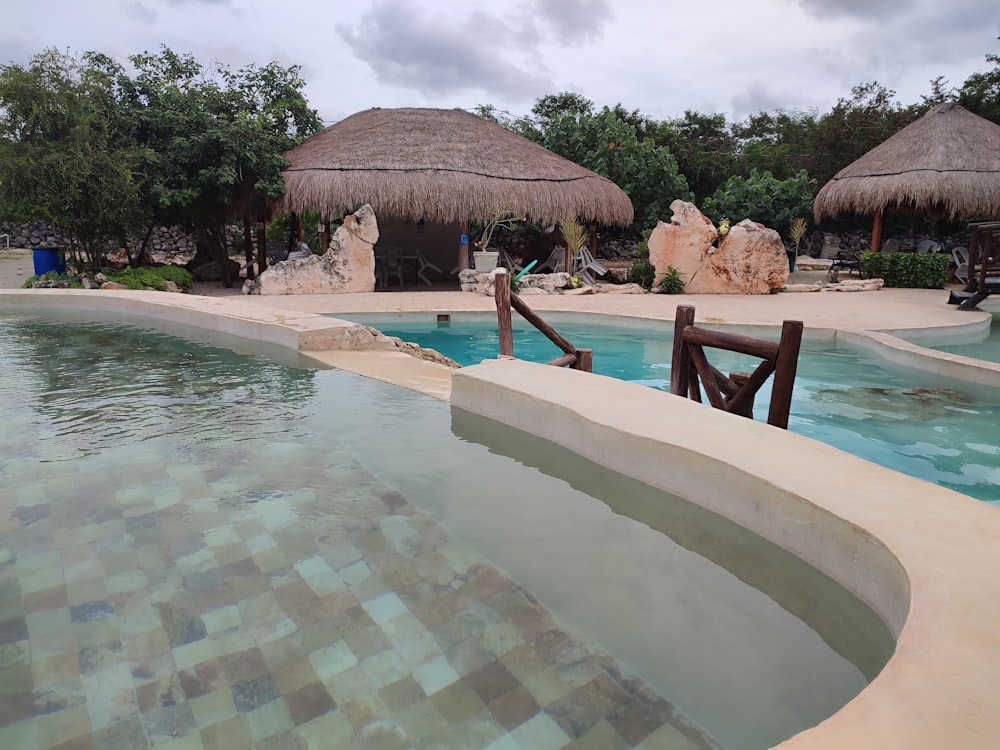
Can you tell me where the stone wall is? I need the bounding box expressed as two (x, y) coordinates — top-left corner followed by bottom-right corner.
(0, 221), (240, 255)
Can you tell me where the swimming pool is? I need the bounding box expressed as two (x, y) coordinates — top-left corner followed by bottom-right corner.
(0, 317), (891, 750)
(915, 313), (1000, 363)
(341, 314), (1000, 504)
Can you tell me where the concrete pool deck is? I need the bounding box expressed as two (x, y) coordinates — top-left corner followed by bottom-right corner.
(2, 269), (1000, 749)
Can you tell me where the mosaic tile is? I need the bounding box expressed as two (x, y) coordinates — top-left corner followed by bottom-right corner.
(0, 688), (36, 726)
(509, 710), (572, 750)
(23, 585), (70, 613)
(411, 653), (461, 697)
(198, 714), (250, 750)
(141, 701), (198, 743)
(0, 616), (29, 645)
(37, 704), (91, 749)
(566, 717), (632, 750)
(82, 663), (137, 730)
(188, 687), (238, 727)
(90, 715), (148, 750)
(270, 658), (319, 696)
(307, 640), (357, 681)
(219, 648), (268, 685)
(178, 660), (228, 702)
(231, 675), (279, 714)
(241, 695), (293, 742)
(0, 640), (31, 670)
(284, 681), (336, 727)
(295, 708), (354, 750)
(359, 648), (409, 690)
(637, 721), (706, 750)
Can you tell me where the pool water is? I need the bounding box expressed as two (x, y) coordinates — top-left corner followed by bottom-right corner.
(918, 313), (1000, 364)
(0, 318), (891, 750)
(353, 316), (1000, 504)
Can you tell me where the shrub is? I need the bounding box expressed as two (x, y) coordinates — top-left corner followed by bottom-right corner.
(656, 266), (685, 294)
(629, 232), (656, 289)
(106, 265), (194, 291)
(861, 252), (952, 288)
(702, 168), (816, 230)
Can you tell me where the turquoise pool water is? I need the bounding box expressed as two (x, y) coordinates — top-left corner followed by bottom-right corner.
(918, 313), (1000, 364)
(0, 317), (892, 750)
(347, 315), (1000, 504)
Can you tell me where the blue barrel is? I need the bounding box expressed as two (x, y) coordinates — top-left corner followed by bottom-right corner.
(32, 247), (65, 276)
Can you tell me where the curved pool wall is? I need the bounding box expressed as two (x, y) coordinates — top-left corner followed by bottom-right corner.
(4, 289), (1000, 748)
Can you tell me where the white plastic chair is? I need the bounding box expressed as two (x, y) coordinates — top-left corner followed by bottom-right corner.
(500, 250), (524, 274)
(534, 246), (567, 273)
(952, 245), (970, 283)
(415, 248), (442, 286)
(574, 247), (607, 285)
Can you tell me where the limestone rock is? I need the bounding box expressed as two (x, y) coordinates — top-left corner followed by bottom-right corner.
(101, 281), (128, 290)
(243, 205), (379, 295)
(648, 201), (788, 294)
(823, 278), (884, 292)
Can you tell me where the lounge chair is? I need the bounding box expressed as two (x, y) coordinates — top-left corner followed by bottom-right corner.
(574, 247), (607, 285)
(952, 246), (970, 284)
(415, 248), (442, 286)
(534, 246), (567, 273)
(500, 250), (524, 274)
(916, 240), (942, 254)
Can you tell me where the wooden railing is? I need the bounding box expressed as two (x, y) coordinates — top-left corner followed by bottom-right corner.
(670, 304), (803, 429)
(493, 269), (592, 371)
(957, 221), (1000, 310)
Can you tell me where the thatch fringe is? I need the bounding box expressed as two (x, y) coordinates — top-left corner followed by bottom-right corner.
(814, 103), (1000, 222)
(274, 107), (634, 226)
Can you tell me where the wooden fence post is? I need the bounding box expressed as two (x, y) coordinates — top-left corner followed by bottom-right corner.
(494, 269), (514, 357)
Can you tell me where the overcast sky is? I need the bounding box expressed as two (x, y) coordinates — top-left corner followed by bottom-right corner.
(4, 0), (998, 125)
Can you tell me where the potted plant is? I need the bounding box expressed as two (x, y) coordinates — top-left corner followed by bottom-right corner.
(474, 203), (524, 271)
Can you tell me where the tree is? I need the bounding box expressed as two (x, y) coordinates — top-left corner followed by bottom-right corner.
(808, 82), (921, 186)
(540, 107), (693, 231)
(731, 109), (819, 180)
(118, 47), (322, 285)
(958, 39), (1000, 124)
(0, 49), (144, 272)
(648, 111), (737, 202)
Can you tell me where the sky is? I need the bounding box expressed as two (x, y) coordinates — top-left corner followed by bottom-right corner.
(3, 0), (998, 126)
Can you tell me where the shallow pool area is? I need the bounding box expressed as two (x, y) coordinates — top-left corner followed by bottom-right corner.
(345, 314), (1000, 504)
(0, 318), (896, 750)
(912, 312), (1000, 363)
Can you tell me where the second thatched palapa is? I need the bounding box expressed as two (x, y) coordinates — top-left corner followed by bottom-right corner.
(813, 102), (1000, 250)
(274, 107), (634, 227)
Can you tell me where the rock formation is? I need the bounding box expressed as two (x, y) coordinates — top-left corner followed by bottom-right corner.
(243, 205), (379, 295)
(648, 201), (789, 294)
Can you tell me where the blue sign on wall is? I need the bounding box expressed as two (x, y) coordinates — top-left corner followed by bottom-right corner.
(459, 233), (469, 245)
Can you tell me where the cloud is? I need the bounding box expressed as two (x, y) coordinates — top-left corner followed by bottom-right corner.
(529, 0), (613, 42)
(791, 0), (913, 20)
(335, 0), (552, 101)
(125, 2), (158, 25)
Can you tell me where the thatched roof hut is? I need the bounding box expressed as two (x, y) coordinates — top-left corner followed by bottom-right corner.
(813, 102), (1000, 249)
(274, 107), (634, 226)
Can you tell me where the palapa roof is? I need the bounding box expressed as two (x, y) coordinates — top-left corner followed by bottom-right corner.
(275, 107), (634, 226)
(813, 102), (1000, 223)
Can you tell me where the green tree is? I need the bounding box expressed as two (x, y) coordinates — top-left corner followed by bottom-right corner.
(809, 82), (921, 186)
(649, 111), (737, 202)
(731, 109), (819, 179)
(118, 47), (322, 285)
(702, 168), (817, 230)
(540, 107), (692, 231)
(0, 49), (144, 271)
(958, 39), (1000, 124)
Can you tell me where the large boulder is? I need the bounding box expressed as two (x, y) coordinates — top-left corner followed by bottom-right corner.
(243, 205), (379, 295)
(648, 200), (788, 294)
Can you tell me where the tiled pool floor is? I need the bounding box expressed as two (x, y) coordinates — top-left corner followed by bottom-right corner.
(0, 456), (715, 750)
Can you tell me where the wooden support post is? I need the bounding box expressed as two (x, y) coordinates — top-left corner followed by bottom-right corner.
(670, 305), (696, 397)
(871, 208), (884, 253)
(574, 348), (593, 372)
(242, 216), (255, 281)
(767, 320), (804, 429)
(320, 214), (331, 254)
(459, 221), (470, 272)
(256, 221), (267, 274)
(494, 270), (513, 357)
(589, 221), (598, 256)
